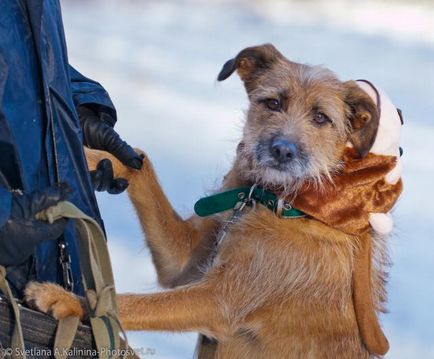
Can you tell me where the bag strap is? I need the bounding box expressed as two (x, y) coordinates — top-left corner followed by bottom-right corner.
(37, 201), (136, 359)
(0, 266), (26, 359)
(53, 316), (80, 359)
(196, 334), (217, 359)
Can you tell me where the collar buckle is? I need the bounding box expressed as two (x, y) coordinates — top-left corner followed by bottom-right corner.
(278, 198), (305, 219)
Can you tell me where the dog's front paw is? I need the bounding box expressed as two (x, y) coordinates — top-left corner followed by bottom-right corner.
(24, 282), (85, 320)
(84, 147), (146, 181)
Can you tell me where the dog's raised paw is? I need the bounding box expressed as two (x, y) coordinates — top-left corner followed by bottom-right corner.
(84, 147), (147, 180)
(24, 282), (84, 320)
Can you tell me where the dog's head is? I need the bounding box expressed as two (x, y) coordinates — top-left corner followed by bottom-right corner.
(218, 44), (379, 192)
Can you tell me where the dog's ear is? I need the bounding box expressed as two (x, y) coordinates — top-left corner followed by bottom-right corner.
(217, 44), (283, 92)
(344, 81), (380, 158)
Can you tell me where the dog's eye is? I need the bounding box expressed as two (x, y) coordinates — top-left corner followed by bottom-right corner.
(264, 99), (281, 111)
(313, 112), (330, 126)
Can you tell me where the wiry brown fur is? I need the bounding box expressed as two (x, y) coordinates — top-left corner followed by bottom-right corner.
(25, 44), (388, 358)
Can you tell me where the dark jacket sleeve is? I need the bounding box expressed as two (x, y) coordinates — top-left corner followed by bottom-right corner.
(0, 187), (12, 229)
(69, 65), (117, 126)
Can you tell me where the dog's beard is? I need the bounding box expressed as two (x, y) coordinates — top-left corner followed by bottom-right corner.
(237, 143), (340, 197)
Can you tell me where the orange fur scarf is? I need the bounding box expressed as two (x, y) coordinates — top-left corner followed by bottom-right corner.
(293, 147), (403, 237)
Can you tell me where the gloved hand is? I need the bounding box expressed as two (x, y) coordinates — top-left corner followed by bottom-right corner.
(78, 106), (143, 170)
(90, 158), (129, 194)
(0, 183), (71, 266)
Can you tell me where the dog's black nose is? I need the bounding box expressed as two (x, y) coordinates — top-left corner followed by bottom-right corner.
(270, 137), (298, 163)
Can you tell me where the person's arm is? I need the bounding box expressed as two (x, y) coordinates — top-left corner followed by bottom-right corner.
(69, 65), (117, 124)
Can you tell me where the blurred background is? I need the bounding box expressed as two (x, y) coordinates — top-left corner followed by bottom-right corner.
(61, 0), (434, 357)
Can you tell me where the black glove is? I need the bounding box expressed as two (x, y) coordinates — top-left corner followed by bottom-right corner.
(90, 159), (129, 194)
(0, 183), (71, 266)
(78, 106), (143, 170)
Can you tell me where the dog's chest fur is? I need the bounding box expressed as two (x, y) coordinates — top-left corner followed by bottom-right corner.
(196, 207), (372, 358)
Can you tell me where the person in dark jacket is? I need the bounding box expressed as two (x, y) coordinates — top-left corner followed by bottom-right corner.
(0, 0), (142, 297)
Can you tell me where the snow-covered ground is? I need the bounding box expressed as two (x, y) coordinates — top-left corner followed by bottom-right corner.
(61, 1), (434, 357)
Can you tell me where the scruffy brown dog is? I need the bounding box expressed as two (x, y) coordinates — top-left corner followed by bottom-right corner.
(25, 44), (390, 358)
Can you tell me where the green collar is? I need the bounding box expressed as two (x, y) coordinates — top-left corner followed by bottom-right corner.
(194, 186), (305, 218)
